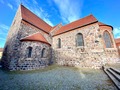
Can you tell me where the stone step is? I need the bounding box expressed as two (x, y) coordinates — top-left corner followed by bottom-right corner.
(110, 68), (120, 75)
(107, 68), (120, 82)
(103, 68), (120, 90)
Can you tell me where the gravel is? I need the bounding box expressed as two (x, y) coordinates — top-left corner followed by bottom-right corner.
(0, 65), (117, 90)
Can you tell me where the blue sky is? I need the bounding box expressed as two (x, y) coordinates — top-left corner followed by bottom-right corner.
(0, 0), (120, 48)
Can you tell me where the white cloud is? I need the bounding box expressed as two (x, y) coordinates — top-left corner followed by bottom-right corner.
(7, 3), (13, 9)
(0, 24), (9, 39)
(32, 0), (38, 5)
(53, 0), (83, 23)
(15, 0), (21, 6)
(0, 38), (6, 41)
(22, 3), (54, 26)
(0, 24), (9, 30)
(43, 18), (54, 26)
(0, 24), (9, 47)
(113, 27), (120, 38)
(0, 33), (7, 36)
(1, 0), (54, 27)
(15, 0), (54, 26)
(15, 0), (29, 7)
(34, 7), (54, 26)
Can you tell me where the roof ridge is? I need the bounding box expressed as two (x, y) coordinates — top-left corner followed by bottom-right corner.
(20, 32), (51, 45)
(98, 22), (106, 25)
(115, 38), (120, 44)
(20, 4), (52, 27)
(20, 32), (40, 40)
(63, 14), (97, 27)
(54, 14), (98, 36)
(98, 22), (113, 30)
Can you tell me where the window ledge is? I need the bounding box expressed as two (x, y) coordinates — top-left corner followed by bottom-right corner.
(41, 57), (47, 59)
(56, 48), (62, 50)
(26, 58), (32, 60)
(76, 46), (85, 48)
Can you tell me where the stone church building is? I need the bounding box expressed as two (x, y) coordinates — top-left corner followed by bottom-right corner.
(1, 5), (120, 70)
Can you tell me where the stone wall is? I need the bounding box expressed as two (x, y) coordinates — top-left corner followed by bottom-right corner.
(116, 46), (120, 56)
(52, 23), (120, 69)
(2, 5), (120, 70)
(1, 5), (52, 70)
(9, 41), (51, 70)
(1, 6), (22, 69)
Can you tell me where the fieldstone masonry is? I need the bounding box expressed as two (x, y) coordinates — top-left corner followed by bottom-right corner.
(1, 5), (120, 70)
(52, 23), (120, 69)
(1, 6), (52, 70)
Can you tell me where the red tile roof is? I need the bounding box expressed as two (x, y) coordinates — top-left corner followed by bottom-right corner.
(21, 5), (52, 33)
(115, 38), (120, 47)
(98, 22), (113, 29)
(115, 38), (120, 44)
(20, 5), (113, 37)
(50, 25), (58, 31)
(20, 32), (51, 45)
(98, 22), (106, 26)
(54, 15), (98, 36)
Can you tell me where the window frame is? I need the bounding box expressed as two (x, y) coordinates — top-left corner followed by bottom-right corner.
(76, 33), (84, 47)
(41, 48), (46, 58)
(27, 46), (32, 58)
(103, 31), (112, 48)
(58, 38), (61, 48)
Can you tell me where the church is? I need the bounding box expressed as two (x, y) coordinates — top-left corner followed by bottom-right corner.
(1, 5), (120, 70)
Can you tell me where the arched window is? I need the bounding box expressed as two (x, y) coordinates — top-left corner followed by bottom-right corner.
(76, 33), (84, 46)
(41, 48), (45, 58)
(58, 38), (61, 48)
(27, 47), (32, 58)
(103, 31), (112, 48)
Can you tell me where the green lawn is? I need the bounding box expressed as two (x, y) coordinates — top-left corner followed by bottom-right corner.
(0, 65), (117, 90)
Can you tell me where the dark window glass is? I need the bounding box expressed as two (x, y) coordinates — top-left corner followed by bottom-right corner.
(27, 47), (32, 58)
(103, 31), (112, 48)
(76, 33), (84, 46)
(41, 48), (45, 58)
(58, 38), (61, 48)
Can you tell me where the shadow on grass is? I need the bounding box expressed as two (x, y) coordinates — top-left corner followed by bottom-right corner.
(0, 64), (117, 90)
(0, 64), (62, 74)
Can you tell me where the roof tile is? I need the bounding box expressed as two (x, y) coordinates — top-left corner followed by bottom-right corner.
(115, 38), (120, 44)
(20, 32), (51, 45)
(21, 5), (52, 33)
(54, 15), (98, 36)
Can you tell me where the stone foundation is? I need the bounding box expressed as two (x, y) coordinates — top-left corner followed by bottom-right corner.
(54, 48), (119, 69)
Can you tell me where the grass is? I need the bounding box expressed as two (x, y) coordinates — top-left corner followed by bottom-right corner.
(0, 65), (117, 90)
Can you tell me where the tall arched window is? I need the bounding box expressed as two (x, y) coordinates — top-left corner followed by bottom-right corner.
(27, 47), (32, 58)
(76, 33), (84, 46)
(103, 31), (112, 48)
(58, 38), (61, 48)
(41, 48), (45, 58)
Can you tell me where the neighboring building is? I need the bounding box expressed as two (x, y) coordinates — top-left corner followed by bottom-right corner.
(0, 48), (3, 59)
(1, 5), (120, 70)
